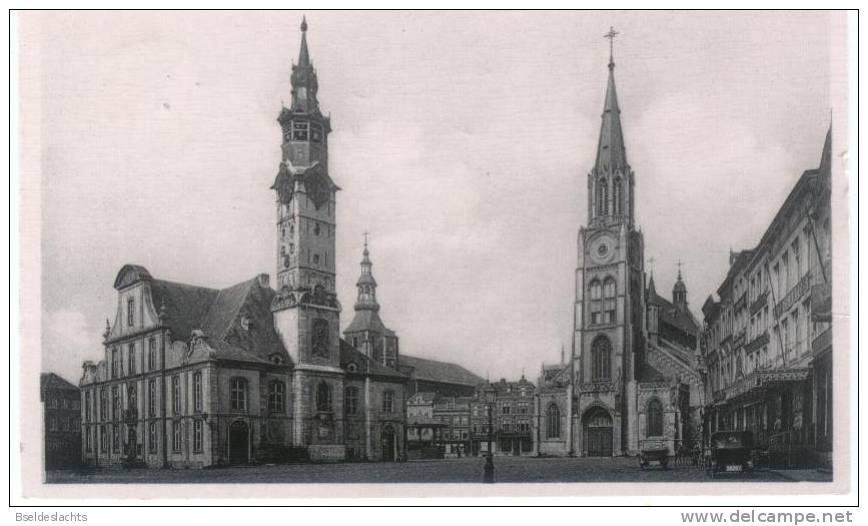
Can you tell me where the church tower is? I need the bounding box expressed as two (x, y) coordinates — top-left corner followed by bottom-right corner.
(344, 238), (400, 369)
(573, 28), (646, 456)
(270, 19), (345, 460)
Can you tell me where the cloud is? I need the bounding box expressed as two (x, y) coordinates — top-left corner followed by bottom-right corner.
(42, 309), (100, 384)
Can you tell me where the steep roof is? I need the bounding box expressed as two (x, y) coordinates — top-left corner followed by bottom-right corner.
(594, 62), (628, 174)
(149, 279), (219, 340)
(399, 355), (484, 387)
(339, 339), (407, 380)
(344, 308), (389, 334)
(649, 288), (700, 336)
(41, 372), (78, 394)
(122, 268), (288, 366)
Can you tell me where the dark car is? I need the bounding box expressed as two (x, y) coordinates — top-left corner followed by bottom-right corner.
(708, 431), (754, 478)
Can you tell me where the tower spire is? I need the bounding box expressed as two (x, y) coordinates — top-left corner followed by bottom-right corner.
(355, 235), (379, 312)
(298, 16), (311, 67)
(595, 28), (627, 174)
(289, 16), (319, 114)
(673, 260), (688, 310)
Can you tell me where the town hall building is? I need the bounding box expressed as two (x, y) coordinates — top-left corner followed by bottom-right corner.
(78, 20), (410, 467)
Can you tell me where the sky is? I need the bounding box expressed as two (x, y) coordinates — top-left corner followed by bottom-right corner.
(28, 11), (840, 385)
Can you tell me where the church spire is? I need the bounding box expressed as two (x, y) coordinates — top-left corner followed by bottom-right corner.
(595, 27), (628, 174)
(355, 234), (379, 312)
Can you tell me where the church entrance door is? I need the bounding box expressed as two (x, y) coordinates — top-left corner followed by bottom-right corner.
(583, 407), (614, 457)
(228, 421), (249, 464)
(381, 426), (396, 461)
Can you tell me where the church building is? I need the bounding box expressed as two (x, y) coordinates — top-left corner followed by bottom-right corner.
(536, 31), (702, 458)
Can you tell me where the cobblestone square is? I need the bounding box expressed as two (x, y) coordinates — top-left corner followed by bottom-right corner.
(45, 456), (817, 484)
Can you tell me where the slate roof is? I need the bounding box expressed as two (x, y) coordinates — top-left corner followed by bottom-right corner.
(41, 373), (78, 394)
(594, 61), (629, 173)
(339, 339), (407, 380)
(648, 289), (700, 337)
(639, 363), (668, 383)
(150, 279), (219, 340)
(399, 355), (484, 387)
(119, 267), (289, 366)
(344, 308), (389, 334)
(490, 376), (535, 394)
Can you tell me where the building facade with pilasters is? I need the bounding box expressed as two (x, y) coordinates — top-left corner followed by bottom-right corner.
(701, 127), (833, 469)
(79, 20), (407, 467)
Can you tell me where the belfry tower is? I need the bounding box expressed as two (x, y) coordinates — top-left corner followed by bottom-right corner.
(573, 28), (646, 456)
(270, 19), (346, 460)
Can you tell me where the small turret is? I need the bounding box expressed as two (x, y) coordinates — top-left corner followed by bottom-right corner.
(673, 264), (688, 312)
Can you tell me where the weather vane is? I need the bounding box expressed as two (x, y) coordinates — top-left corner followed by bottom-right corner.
(604, 26), (619, 65)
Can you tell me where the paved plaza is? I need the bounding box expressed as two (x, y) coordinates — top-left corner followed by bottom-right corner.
(45, 456), (824, 484)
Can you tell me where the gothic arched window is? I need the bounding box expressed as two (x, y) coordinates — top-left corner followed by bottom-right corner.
(589, 279), (603, 325)
(546, 403), (561, 438)
(603, 277), (617, 324)
(598, 179), (609, 216)
(612, 177), (622, 216)
(647, 398), (663, 437)
(546, 402), (561, 438)
(591, 336), (612, 381)
(316, 381), (332, 412)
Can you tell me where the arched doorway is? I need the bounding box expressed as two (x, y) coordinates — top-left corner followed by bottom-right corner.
(381, 425), (396, 462)
(583, 407), (613, 457)
(228, 421), (249, 464)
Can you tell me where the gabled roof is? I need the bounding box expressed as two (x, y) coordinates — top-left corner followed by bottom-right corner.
(116, 267), (288, 366)
(649, 289), (699, 336)
(339, 339), (407, 380)
(41, 372), (78, 395)
(399, 355), (484, 387)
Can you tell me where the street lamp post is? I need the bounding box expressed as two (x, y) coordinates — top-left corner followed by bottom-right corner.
(483, 385), (496, 483)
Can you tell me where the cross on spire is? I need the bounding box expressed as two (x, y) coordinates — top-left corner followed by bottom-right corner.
(649, 256), (656, 274)
(604, 26), (619, 68)
(363, 231), (369, 248)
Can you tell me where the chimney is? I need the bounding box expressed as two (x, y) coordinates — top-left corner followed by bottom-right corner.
(257, 273), (270, 288)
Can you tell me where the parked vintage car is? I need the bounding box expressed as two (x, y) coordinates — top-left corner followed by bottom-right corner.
(639, 439), (670, 470)
(708, 431), (754, 478)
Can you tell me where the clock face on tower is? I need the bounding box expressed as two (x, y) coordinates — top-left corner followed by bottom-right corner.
(589, 234), (616, 265)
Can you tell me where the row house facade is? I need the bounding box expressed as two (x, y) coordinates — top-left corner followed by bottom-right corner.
(701, 126), (833, 469)
(471, 378), (535, 457)
(41, 373), (82, 469)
